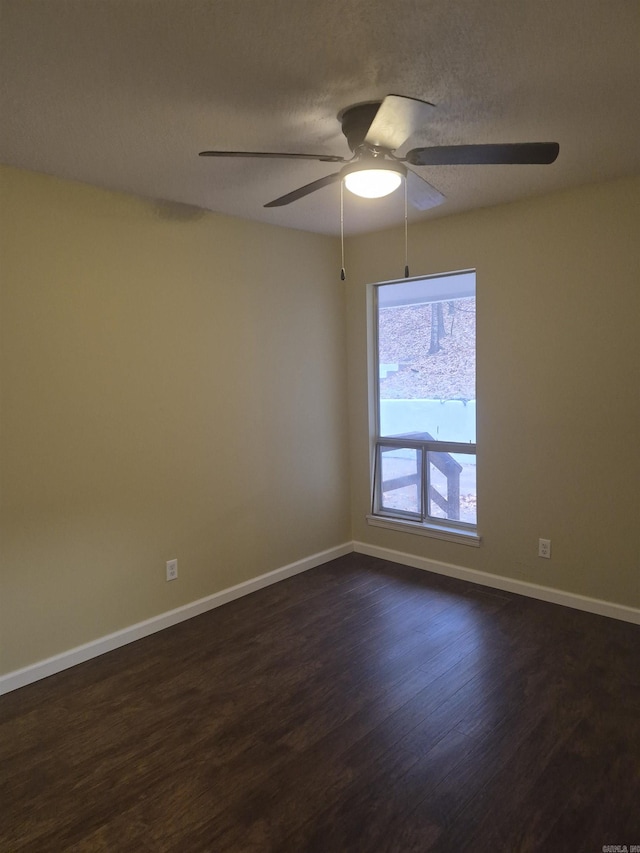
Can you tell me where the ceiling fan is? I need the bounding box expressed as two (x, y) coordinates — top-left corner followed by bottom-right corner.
(199, 94), (559, 211)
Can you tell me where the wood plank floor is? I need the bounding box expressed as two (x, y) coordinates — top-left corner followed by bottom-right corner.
(1, 553), (639, 852)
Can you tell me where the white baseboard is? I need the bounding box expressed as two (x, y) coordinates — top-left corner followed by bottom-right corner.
(0, 542), (353, 696)
(353, 541), (640, 625)
(3, 538), (638, 696)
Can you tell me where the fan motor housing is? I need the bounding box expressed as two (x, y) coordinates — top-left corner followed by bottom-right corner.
(339, 102), (383, 152)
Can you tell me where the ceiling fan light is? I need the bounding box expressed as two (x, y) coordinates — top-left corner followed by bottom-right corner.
(343, 168), (403, 198)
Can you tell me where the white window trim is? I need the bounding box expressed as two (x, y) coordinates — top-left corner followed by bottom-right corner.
(366, 514), (481, 546)
(368, 270), (479, 544)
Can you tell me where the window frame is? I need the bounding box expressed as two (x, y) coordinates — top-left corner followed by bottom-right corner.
(367, 270), (480, 547)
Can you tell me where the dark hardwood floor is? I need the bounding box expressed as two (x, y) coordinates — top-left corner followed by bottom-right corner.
(1, 553), (639, 852)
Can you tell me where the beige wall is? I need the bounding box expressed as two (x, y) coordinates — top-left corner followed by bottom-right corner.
(2, 167), (639, 678)
(346, 175), (640, 609)
(0, 166), (350, 675)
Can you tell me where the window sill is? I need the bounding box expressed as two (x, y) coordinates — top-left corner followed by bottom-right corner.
(366, 514), (481, 547)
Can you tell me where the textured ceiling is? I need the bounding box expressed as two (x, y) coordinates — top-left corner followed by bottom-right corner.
(1, 0), (639, 235)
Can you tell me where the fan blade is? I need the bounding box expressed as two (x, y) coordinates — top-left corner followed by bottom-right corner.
(364, 94), (436, 151)
(199, 150), (347, 163)
(264, 172), (342, 207)
(405, 142), (559, 166)
(406, 169), (446, 211)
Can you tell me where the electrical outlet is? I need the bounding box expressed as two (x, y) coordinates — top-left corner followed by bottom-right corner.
(538, 539), (551, 559)
(166, 558), (178, 581)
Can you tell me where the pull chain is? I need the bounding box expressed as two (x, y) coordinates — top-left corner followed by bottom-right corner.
(404, 177), (409, 278)
(340, 181), (346, 281)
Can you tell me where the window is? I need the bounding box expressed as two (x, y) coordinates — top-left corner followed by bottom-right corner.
(369, 270), (478, 545)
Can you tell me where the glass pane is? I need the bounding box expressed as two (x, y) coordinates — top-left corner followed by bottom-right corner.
(377, 274), (476, 443)
(377, 445), (423, 517)
(427, 452), (476, 525)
